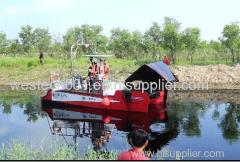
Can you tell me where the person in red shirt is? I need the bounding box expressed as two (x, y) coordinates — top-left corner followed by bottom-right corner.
(117, 129), (150, 160)
(163, 55), (170, 65)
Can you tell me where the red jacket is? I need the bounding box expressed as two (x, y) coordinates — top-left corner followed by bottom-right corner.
(117, 148), (150, 160)
(163, 58), (170, 65)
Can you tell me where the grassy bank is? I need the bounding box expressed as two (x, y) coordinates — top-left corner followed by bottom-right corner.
(0, 56), (238, 86)
(0, 142), (117, 160)
(0, 56), (138, 85)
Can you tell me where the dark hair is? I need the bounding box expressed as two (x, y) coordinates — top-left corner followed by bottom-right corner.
(127, 129), (148, 148)
(90, 57), (93, 62)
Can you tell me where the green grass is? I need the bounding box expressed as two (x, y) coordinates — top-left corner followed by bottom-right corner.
(0, 56), (137, 85)
(0, 56), (66, 68)
(0, 142), (117, 160)
(0, 54), (237, 85)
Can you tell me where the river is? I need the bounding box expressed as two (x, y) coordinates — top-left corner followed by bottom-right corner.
(0, 89), (240, 160)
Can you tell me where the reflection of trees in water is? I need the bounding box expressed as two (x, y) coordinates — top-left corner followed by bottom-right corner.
(0, 91), (44, 122)
(2, 100), (12, 114)
(23, 101), (45, 122)
(168, 101), (206, 137)
(219, 103), (240, 143)
(212, 103), (222, 120)
(170, 101), (240, 143)
(146, 101), (206, 154)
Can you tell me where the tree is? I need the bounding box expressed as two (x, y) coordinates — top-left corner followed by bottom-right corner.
(198, 40), (208, 62)
(110, 28), (132, 58)
(63, 24), (108, 56)
(32, 27), (51, 51)
(130, 31), (145, 59)
(143, 22), (162, 59)
(182, 27), (200, 63)
(220, 22), (240, 63)
(7, 39), (23, 55)
(0, 32), (8, 55)
(209, 40), (224, 62)
(236, 38), (240, 62)
(161, 17), (183, 64)
(80, 24), (108, 53)
(19, 25), (34, 53)
(49, 34), (65, 58)
(63, 27), (79, 52)
(110, 28), (144, 59)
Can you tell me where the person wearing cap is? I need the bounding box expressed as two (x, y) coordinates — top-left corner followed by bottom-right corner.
(117, 129), (150, 160)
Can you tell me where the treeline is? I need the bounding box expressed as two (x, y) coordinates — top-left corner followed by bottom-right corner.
(0, 17), (240, 64)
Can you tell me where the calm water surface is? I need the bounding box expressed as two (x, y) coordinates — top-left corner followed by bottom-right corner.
(0, 90), (240, 160)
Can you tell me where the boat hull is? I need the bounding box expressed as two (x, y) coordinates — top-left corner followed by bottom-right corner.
(41, 89), (166, 112)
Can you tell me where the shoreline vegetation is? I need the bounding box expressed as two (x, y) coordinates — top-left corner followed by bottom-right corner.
(0, 142), (117, 160)
(0, 56), (239, 90)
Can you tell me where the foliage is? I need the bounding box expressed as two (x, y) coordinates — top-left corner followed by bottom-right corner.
(6, 39), (23, 55)
(63, 24), (108, 56)
(19, 25), (34, 53)
(220, 22), (240, 63)
(109, 28), (144, 59)
(161, 17), (183, 64)
(182, 27), (200, 63)
(32, 27), (51, 51)
(0, 142), (117, 160)
(1, 19), (240, 64)
(18, 25), (52, 54)
(0, 32), (8, 54)
(219, 103), (240, 143)
(143, 22), (162, 58)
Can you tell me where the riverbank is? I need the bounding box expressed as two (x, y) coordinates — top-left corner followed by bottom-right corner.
(171, 64), (240, 90)
(0, 56), (240, 90)
(169, 89), (240, 104)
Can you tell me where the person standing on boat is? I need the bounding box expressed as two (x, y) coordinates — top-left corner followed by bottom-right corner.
(87, 58), (97, 92)
(97, 58), (105, 80)
(97, 59), (110, 80)
(88, 62), (96, 77)
(103, 59), (109, 80)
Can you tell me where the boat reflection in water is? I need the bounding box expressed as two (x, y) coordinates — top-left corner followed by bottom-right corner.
(42, 105), (178, 153)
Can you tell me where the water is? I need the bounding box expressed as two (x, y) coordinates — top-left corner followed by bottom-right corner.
(0, 90), (240, 160)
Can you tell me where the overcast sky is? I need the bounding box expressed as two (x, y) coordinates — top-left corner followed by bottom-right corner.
(0, 0), (239, 41)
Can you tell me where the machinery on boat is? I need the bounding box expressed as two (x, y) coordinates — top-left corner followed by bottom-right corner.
(41, 40), (178, 112)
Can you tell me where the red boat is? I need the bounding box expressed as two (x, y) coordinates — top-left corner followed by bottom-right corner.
(41, 41), (177, 112)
